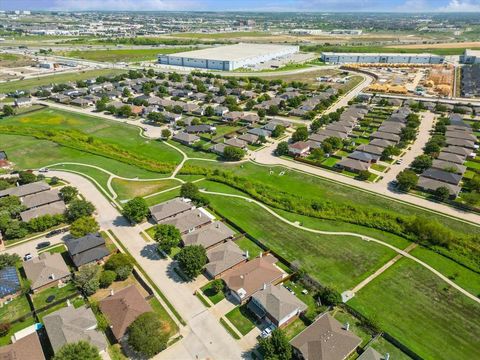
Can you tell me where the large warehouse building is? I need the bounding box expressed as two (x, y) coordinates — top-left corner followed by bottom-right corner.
(321, 52), (445, 64)
(460, 49), (480, 64)
(158, 43), (299, 71)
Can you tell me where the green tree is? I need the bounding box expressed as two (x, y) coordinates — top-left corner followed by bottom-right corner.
(122, 197), (149, 223)
(66, 199), (95, 222)
(180, 182), (199, 199)
(176, 245), (207, 279)
(53, 341), (101, 360)
(104, 253), (133, 280)
(18, 171), (37, 185)
(316, 286), (341, 306)
(259, 329), (292, 360)
(154, 224), (181, 254)
(211, 279), (224, 294)
(74, 264), (101, 296)
(462, 191), (480, 207)
(118, 105), (133, 118)
(2, 105), (15, 117)
(99, 270), (117, 288)
(357, 170), (371, 181)
(161, 129), (171, 139)
(223, 146), (245, 161)
(257, 108), (266, 118)
(396, 169), (418, 191)
(271, 125), (286, 138)
(275, 141), (289, 156)
(411, 155), (433, 173)
(291, 126), (309, 142)
(205, 105), (214, 117)
(435, 186), (450, 201)
(69, 216), (99, 238)
(0, 253), (20, 270)
(310, 147), (325, 161)
(128, 312), (169, 358)
(59, 186), (79, 203)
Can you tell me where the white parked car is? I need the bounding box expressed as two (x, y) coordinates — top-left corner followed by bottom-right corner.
(24, 253), (33, 261)
(260, 324), (276, 338)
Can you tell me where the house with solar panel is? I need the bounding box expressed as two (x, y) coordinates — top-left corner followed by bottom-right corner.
(0, 266), (21, 305)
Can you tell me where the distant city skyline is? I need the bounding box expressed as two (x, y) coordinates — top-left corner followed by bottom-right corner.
(2, 0), (480, 12)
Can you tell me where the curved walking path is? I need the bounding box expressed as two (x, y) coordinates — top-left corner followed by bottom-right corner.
(199, 189), (480, 305)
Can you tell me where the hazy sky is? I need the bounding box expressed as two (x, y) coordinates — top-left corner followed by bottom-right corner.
(2, 0), (480, 12)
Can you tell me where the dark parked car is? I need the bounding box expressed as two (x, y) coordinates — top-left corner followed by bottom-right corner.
(36, 241), (51, 249)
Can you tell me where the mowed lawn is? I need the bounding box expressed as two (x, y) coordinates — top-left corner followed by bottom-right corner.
(56, 48), (194, 63)
(111, 178), (180, 201)
(205, 194), (396, 292)
(348, 258), (480, 360)
(0, 68), (124, 93)
(1, 108), (182, 166)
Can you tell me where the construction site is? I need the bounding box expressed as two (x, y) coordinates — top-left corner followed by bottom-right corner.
(343, 63), (454, 98)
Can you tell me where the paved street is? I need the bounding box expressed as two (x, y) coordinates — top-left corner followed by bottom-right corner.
(45, 171), (247, 360)
(2, 232), (66, 258)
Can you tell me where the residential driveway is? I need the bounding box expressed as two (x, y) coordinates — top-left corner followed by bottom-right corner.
(2, 232), (67, 258)
(379, 111), (436, 185)
(46, 171), (247, 360)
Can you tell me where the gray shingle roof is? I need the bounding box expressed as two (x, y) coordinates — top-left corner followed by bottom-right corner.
(0, 181), (50, 198)
(149, 198), (194, 223)
(23, 252), (70, 290)
(21, 189), (61, 210)
(65, 233), (109, 267)
(182, 221), (235, 249)
(205, 241), (247, 277)
(250, 284), (307, 324)
(43, 305), (107, 353)
(421, 168), (462, 185)
(160, 208), (213, 234)
(20, 200), (66, 222)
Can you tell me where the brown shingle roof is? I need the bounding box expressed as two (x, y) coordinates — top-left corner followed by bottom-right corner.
(0, 332), (45, 360)
(99, 285), (152, 340)
(23, 252), (70, 290)
(290, 313), (361, 360)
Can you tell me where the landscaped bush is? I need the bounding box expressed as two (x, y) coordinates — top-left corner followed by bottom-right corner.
(99, 270), (117, 288)
(104, 253), (133, 280)
(53, 341), (101, 360)
(128, 312), (169, 358)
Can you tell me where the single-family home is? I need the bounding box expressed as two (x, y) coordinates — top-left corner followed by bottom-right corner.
(417, 177), (461, 198)
(182, 221), (235, 249)
(0, 266), (21, 305)
(205, 241), (247, 279)
(20, 201), (67, 222)
(172, 132), (200, 146)
(0, 181), (50, 198)
(23, 252), (70, 292)
(65, 233), (110, 268)
(221, 254), (284, 303)
(248, 284), (307, 328)
(0, 331), (45, 360)
(160, 208), (213, 234)
(99, 285), (152, 341)
(335, 158), (370, 173)
(290, 313), (362, 360)
(288, 142), (310, 157)
(224, 138), (248, 150)
(15, 97), (32, 107)
(43, 305), (107, 353)
(21, 189), (61, 210)
(149, 198), (194, 223)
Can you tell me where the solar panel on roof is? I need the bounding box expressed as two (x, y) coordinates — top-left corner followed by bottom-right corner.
(0, 266), (21, 298)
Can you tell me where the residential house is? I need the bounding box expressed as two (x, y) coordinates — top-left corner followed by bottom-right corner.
(99, 285), (152, 341)
(290, 313), (362, 360)
(0, 181), (50, 198)
(164, 111), (182, 123)
(443, 146), (474, 157)
(369, 139), (396, 148)
(355, 144), (384, 157)
(248, 284), (307, 328)
(417, 177), (461, 198)
(370, 131), (401, 143)
(43, 305), (107, 353)
(71, 98), (91, 107)
(149, 198), (194, 223)
(23, 252), (70, 292)
(15, 97), (32, 107)
(247, 128), (271, 138)
(65, 233), (110, 268)
(224, 138), (248, 150)
(205, 241), (247, 279)
(210, 143), (227, 155)
(431, 160), (466, 175)
(221, 254), (284, 303)
(182, 221), (235, 249)
(288, 142), (310, 157)
(185, 125), (215, 134)
(0, 331), (45, 360)
(21, 189), (61, 210)
(357, 347), (385, 360)
(223, 111), (244, 122)
(238, 133), (259, 145)
(160, 208), (213, 234)
(421, 168), (462, 185)
(215, 106), (229, 116)
(172, 132), (200, 146)
(348, 151), (379, 163)
(20, 201), (66, 222)
(445, 137), (476, 149)
(241, 113), (260, 124)
(437, 151), (466, 164)
(335, 158), (370, 173)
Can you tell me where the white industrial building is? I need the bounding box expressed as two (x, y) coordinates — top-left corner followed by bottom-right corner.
(321, 52), (445, 64)
(158, 43), (300, 71)
(460, 49), (480, 64)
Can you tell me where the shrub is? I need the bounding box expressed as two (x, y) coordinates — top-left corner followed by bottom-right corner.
(66, 199), (95, 222)
(70, 216), (99, 238)
(0, 322), (11, 337)
(99, 270), (117, 288)
(74, 264), (101, 296)
(104, 253), (133, 280)
(122, 197), (149, 224)
(176, 245), (207, 279)
(154, 224), (181, 254)
(53, 341), (101, 360)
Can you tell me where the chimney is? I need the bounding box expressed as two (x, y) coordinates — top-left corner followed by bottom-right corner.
(384, 353), (390, 360)
(215, 222), (219, 228)
(66, 299), (71, 307)
(110, 289), (115, 296)
(50, 273), (55, 280)
(245, 250), (249, 259)
(263, 283), (267, 290)
(259, 252), (263, 258)
(344, 322), (350, 331)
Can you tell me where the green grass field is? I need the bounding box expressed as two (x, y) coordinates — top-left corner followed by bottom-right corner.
(0, 68), (125, 93)
(205, 194), (396, 292)
(56, 48), (194, 63)
(111, 178), (180, 201)
(225, 305), (256, 336)
(31, 282), (78, 310)
(348, 258), (480, 360)
(0, 295), (31, 322)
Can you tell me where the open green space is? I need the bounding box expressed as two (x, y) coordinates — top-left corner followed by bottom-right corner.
(201, 281), (226, 305)
(111, 178), (180, 201)
(348, 258), (480, 360)
(31, 282), (78, 310)
(149, 297), (179, 335)
(166, 140), (217, 160)
(234, 236), (264, 259)
(0, 295), (31, 322)
(144, 187), (181, 206)
(55, 48), (193, 63)
(465, 160), (480, 170)
(225, 304), (257, 336)
(370, 337), (413, 360)
(332, 308), (372, 347)
(205, 194), (396, 292)
(0, 68), (125, 93)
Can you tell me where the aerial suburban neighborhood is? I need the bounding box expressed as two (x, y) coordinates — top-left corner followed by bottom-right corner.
(0, 2), (479, 360)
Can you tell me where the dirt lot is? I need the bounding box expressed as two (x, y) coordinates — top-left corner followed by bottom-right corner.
(0, 53), (35, 68)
